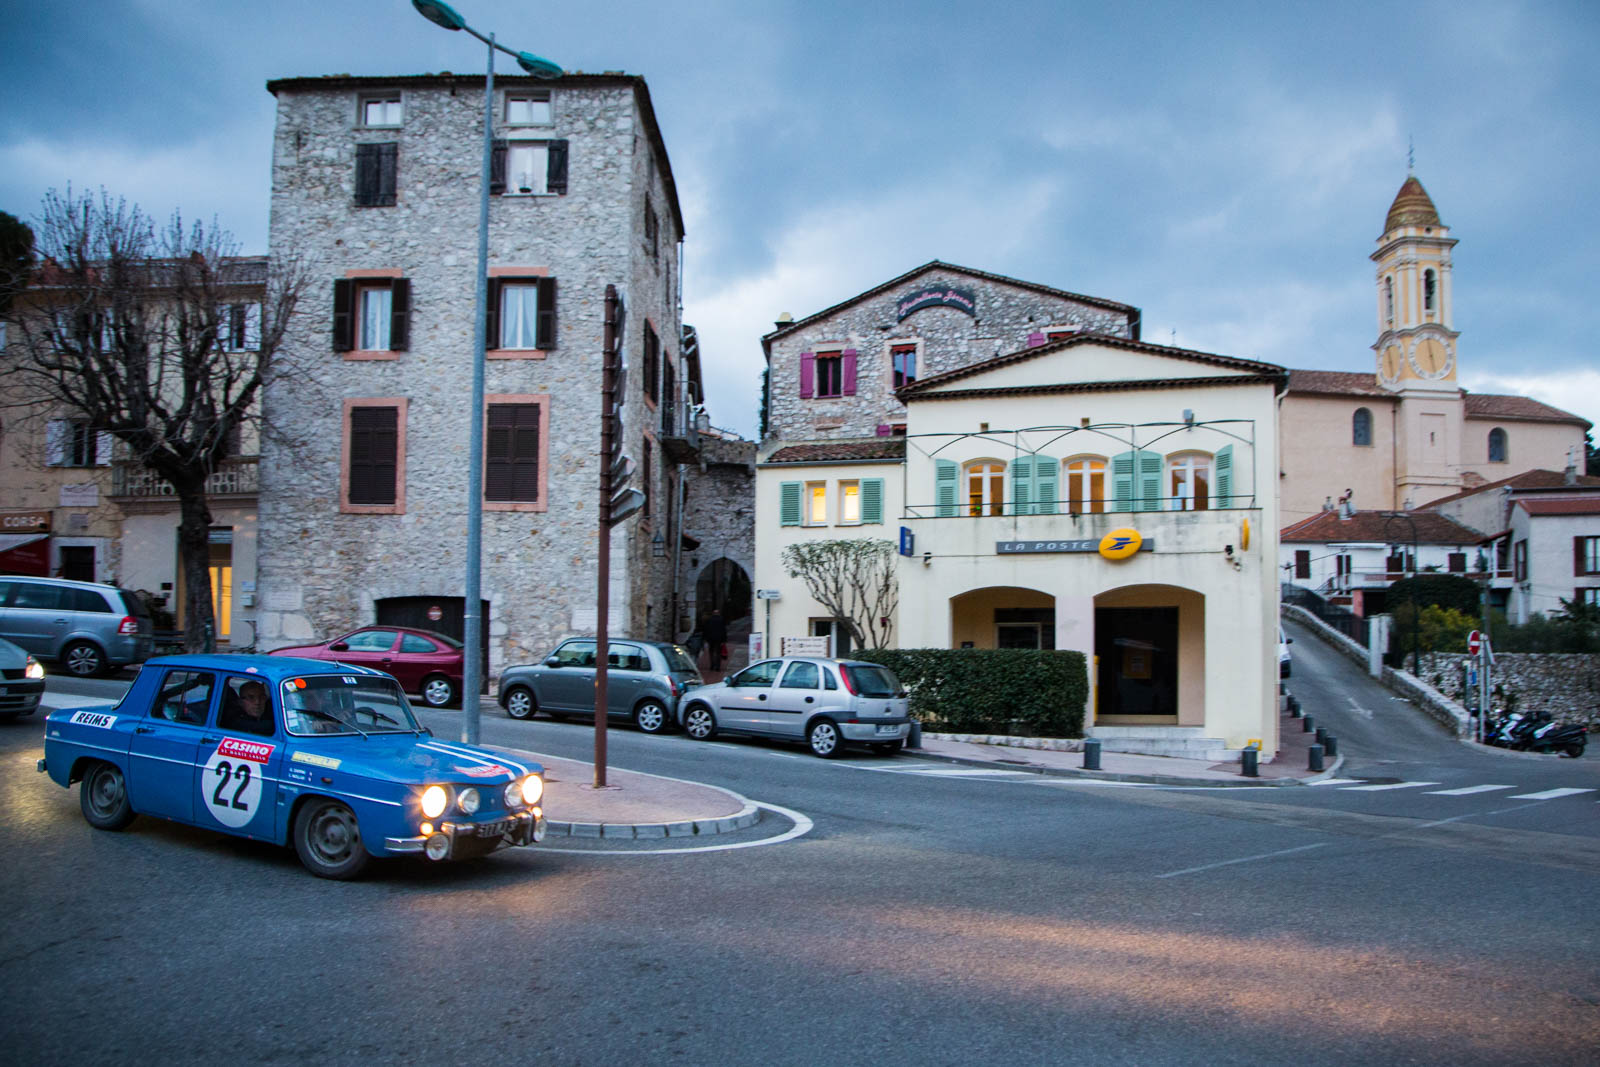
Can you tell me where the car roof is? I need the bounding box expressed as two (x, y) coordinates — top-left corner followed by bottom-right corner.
(3, 574), (123, 593)
(139, 653), (391, 681)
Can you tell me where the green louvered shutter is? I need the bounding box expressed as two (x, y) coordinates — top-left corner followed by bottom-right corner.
(1213, 445), (1233, 509)
(1034, 456), (1058, 515)
(861, 479), (884, 524)
(1110, 451), (1136, 512)
(1137, 450), (1164, 511)
(780, 481), (802, 526)
(1010, 457), (1034, 516)
(935, 460), (958, 517)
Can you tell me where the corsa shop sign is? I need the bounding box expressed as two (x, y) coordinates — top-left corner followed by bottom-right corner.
(1, 511), (51, 532)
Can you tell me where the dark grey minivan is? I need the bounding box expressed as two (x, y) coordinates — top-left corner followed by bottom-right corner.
(497, 638), (703, 734)
(0, 576), (155, 676)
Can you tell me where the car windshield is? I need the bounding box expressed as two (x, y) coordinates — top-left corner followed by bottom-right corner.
(662, 645), (698, 672)
(281, 674), (420, 735)
(843, 664), (901, 698)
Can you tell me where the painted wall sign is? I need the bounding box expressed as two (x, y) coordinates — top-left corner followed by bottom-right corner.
(895, 286), (977, 321)
(996, 537), (1154, 555)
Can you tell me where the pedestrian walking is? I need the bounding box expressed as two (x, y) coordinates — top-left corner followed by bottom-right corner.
(702, 608), (728, 672)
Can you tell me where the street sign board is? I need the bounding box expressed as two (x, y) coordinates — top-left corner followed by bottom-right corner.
(608, 488), (645, 524)
(899, 526), (914, 557)
(1467, 630), (1481, 655)
(756, 589), (782, 600)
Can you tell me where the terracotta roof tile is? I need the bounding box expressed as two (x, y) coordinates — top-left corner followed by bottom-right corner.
(1463, 392), (1589, 425)
(1284, 369), (1392, 398)
(1280, 509), (1484, 544)
(1385, 176), (1442, 232)
(1516, 497), (1600, 517)
(765, 439), (906, 464)
(1417, 469), (1600, 509)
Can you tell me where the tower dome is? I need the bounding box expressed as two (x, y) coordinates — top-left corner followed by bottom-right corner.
(1384, 176), (1441, 232)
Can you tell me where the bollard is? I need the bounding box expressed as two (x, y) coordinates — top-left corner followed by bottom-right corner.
(1302, 714), (1315, 734)
(1240, 747), (1259, 777)
(1308, 744), (1325, 772)
(1314, 726), (1328, 746)
(1288, 696), (1301, 718)
(907, 720), (923, 749)
(1323, 734), (1338, 758)
(1082, 738), (1102, 770)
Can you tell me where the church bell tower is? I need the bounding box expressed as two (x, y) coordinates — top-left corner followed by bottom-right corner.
(1372, 174), (1460, 392)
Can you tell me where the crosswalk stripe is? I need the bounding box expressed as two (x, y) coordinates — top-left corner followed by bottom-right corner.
(1507, 787), (1597, 801)
(1339, 781), (1441, 791)
(1424, 785), (1515, 795)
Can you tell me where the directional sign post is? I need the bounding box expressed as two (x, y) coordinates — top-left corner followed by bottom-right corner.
(593, 285), (629, 787)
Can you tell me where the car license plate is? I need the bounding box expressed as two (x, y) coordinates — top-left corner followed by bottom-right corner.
(477, 819), (513, 837)
(0, 687), (7, 696)
(876, 724), (899, 735)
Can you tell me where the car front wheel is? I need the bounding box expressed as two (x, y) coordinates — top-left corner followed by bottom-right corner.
(62, 640), (106, 678)
(683, 704), (717, 740)
(504, 686), (537, 721)
(293, 798), (370, 880)
(80, 761), (135, 830)
(808, 719), (844, 759)
(421, 675), (458, 708)
(634, 699), (669, 735)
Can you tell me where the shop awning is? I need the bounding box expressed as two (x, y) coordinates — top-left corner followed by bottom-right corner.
(0, 534), (50, 576)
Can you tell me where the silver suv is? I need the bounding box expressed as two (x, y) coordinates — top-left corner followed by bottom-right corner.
(679, 657), (911, 758)
(497, 638), (703, 734)
(0, 576), (155, 676)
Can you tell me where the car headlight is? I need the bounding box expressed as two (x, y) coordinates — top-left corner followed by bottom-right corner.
(420, 785), (449, 819)
(503, 780), (524, 808)
(521, 774), (544, 806)
(457, 787), (480, 815)
(25, 657), (45, 680)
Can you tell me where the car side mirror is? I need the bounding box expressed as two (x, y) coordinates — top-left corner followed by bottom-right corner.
(330, 642), (349, 651)
(422, 726), (433, 737)
(897, 690), (910, 699)
(1287, 637), (1294, 644)
(544, 656), (561, 667)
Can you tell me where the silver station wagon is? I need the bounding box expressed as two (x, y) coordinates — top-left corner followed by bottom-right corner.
(497, 638), (702, 734)
(678, 657), (911, 758)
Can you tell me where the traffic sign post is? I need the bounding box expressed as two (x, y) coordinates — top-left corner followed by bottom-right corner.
(592, 285), (629, 787)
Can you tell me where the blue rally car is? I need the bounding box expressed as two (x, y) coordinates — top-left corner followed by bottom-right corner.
(38, 654), (547, 879)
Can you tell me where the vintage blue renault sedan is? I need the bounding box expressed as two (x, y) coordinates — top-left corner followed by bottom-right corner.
(38, 654), (547, 879)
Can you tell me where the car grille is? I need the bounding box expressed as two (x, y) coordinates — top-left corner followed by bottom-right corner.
(0, 668), (25, 680)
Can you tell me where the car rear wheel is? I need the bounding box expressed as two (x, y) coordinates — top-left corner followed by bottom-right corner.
(504, 685), (537, 720)
(80, 761), (135, 830)
(62, 640), (106, 678)
(808, 719), (844, 759)
(1566, 742), (1585, 758)
(293, 798), (370, 880)
(871, 740), (903, 756)
(634, 699), (669, 735)
(421, 675), (458, 708)
(683, 704), (717, 740)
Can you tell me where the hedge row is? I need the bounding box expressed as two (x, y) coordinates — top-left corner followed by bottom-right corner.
(852, 648), (1087, 737)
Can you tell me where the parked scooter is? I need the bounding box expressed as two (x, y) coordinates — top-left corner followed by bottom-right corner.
(1484, 710), (1586, 757)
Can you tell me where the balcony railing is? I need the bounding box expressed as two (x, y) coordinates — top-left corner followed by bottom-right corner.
(111, 457), (259, 498)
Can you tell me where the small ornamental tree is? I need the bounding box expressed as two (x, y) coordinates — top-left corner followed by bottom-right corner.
(780, 538), (898, 651)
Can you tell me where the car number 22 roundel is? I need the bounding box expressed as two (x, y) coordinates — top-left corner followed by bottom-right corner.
(201, 737), (274, 828)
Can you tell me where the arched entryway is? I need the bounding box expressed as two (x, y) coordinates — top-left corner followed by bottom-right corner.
(1092, 584), (1204, 725)
(376, 595), (489, 679)
(949, 586), (1056, 649)
(695, 557), (751, 629)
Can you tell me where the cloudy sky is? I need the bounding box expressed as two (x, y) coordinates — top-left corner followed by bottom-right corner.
(3, 0), (1596, 440)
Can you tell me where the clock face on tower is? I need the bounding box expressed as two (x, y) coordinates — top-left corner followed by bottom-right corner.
(1378, 342), (1403, 385)
(1407, 335), (1455, 380)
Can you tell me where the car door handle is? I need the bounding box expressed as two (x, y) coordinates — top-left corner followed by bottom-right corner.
(758, 694), (766, 701)
(202, 735), (219, 743)
(135, 725), (154, 734)
(805, 696), (814, 703)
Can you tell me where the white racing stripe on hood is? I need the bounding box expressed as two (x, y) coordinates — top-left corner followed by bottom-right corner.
(418, 741), (529, 777)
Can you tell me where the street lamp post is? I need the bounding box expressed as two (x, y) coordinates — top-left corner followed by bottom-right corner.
(412, 0), (561, 744)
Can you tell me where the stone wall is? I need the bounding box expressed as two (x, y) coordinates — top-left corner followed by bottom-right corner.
(1417, 650), (1600, 728)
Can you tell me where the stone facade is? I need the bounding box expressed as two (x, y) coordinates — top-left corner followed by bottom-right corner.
(257, 73), (707, 675)
(762, 262), (1139, 443)
(1420, 651), (1600, 728)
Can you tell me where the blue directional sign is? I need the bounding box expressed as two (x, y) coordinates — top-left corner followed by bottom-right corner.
(899, 526), (914, 557)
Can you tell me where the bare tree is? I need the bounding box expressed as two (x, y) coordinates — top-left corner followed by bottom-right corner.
(780, 538), (899, 650)
(2, 188), (307, 651)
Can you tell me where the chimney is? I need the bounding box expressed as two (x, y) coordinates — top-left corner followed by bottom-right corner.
(1566, 445), (1579, 485)
(1338, 488), (1354, 519)
(774, 312), (794, 330)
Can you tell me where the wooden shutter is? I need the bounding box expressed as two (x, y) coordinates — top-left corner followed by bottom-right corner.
(490, 139), (508, 195)
(485, 403), (541, 502)
(376, 142), (398, 205)
(861, 479), (884, 524)
(780, 482), (802, 526)
(1213, 444), (1233, 508)
(799, 353), (815, 398)
(536, 277), (557, 349)
(389, 278), (410, 352)
(1578, 537), (1589, 576)
(841, 349), (858, 396)
(485, 278), (502, 349)
(875, 424), (891, 437)
(332, 279), (354, 351)
(1110, 451), (1135, 511)
(348, 406), (398, 505)
(1034, 455), (1058, 515)
(546, 139), (569, 195)
(1010, 457), (1034, 516)
(354, 143), (379, 205)
(1137, 451), (1163, 511)
(1295, 550), (1310, 579)
(1026, 331), (1046, 347)
(935, 459), (958, 517)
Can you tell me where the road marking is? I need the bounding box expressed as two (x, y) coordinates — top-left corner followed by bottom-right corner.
(1507, 787), (1597, 801)
(1424, 784), (1515, 795)
(1308, 778), (1365, 786)
(1156, 842), (1328, 879)
(1346, 696), (1372, 719)
(1339, 781), (1441, 791)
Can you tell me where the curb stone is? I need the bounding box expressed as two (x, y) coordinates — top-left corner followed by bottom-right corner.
(899, 748), (1346, 788)
(544, 801), (761, 840)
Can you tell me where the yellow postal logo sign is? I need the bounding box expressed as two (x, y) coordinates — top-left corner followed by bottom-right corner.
(1097, 528), (1143, 560)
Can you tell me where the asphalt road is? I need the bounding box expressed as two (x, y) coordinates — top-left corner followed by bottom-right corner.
(3, 655), (1597, 1065)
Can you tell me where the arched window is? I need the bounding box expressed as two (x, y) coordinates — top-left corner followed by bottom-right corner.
(1423, 269), (1437, 313)
(964, 460), (1005, 517)
(1384, 276), (1395, 326)
(1352, 407), (1373, 447)
(1064, 455), (1107, 513)
(1487, 427), (1508, 463)
(1167, 452), (1212, 511)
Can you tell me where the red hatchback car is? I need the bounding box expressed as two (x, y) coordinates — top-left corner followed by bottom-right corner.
(268, 627), (464, 707)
